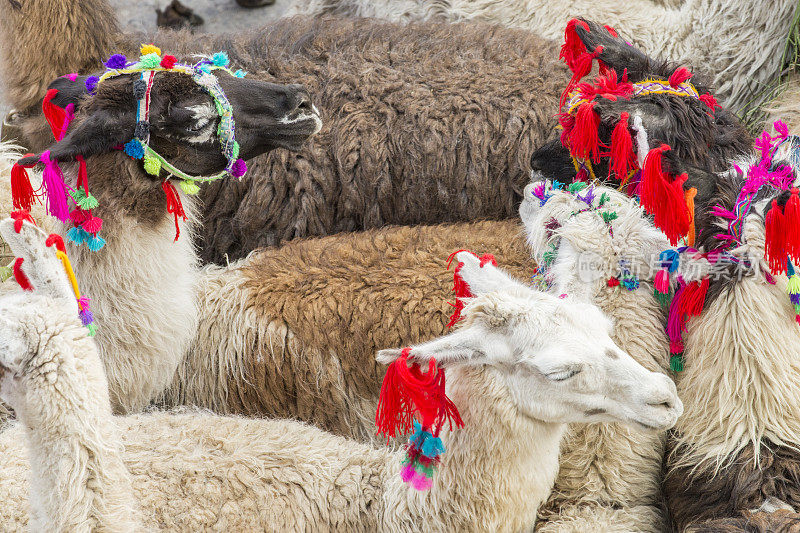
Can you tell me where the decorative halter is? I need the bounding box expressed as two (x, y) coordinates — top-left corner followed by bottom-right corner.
(558, 19), (720, 247)
(652, 121), (800, 372)
(9, 210), (96, 336)
(10, 44), (249, 248)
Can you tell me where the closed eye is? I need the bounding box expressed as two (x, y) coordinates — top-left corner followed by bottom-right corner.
(545, 368), (582, 381)
(186, 119), (211, 133)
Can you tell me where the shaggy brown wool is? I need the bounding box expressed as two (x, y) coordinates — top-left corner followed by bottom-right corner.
(0, 1), (567, 265)
(164, 219), (534, 438)
(666, 439), (800, 531)
(686, 511), (800, 532)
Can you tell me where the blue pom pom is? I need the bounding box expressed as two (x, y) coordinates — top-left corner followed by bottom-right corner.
(104, 53), (127, 70)
(123, 139), (144, 159)
(212, 52), (229, 67)
(234, 69), (247, 78)
(85, 76), (99, 95)
(420, 435), (445, 458)
(87, 236), (106, 251)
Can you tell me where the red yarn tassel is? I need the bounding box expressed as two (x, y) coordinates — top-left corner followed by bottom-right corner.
(640, 145), (690, 244)
(559, 46), (603, 109)
(570, 101), (601, 163)
(12, 258), (33, 291)
(765, 199), (787, 274)
(559, 113), (576, 148)
(609, 112), (635, 183)
(699, 93), (720, 112)
(11, 156), (37, 211)
(784, 188), (800, 263)
(445, 250), (476, 328)
(676, 277), (709, 319)
(42, 89), (67, 141)
(668, 67), (693, 88)
(76, 155), (89, 192)
(375, 348), (464, 441)
(560, 19), (590, 71)
(162, 180), (186, 242)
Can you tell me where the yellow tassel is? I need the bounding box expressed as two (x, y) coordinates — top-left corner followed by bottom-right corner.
(179, 180), (200, 195)
(140, 44), (162, 56)
(788, 275), (800, 295)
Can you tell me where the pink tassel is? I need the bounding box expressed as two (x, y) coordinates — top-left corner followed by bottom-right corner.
(40, 151), (70, 222)
(654, 269), (670, 293)
(82, 216), (103, 234)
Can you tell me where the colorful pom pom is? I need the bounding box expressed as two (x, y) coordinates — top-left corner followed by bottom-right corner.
(140, 44), (162, 56)
(138, 53), (161, 69)
(104, 53), (127, 70)
(82, 216), (103, 234)
(231, 158), (247, 178)
(143, 154), (162, 176)
(85, 76), (99, 95)
(124, 139), (145, 159)
(234, 69), (247, 78)
(179, 180), (200, 195)
(86, 235), (106, 251)
(670, 354), (684, 372)
(160, 55), (177, 69)
(212, 52), (229, 67)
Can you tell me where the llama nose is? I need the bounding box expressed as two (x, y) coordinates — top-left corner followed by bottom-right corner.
(285, 85), (313, 115)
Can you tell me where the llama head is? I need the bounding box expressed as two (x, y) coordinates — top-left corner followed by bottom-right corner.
(518, 179), (669, 298)
(18, 50), (321, 177)
(377, 275), (682, 430)
(534, 18), (749, 223)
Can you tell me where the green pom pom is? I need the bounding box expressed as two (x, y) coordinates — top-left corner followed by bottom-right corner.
(138, 53), (161, 69)
(143, 154), (162, 176)
(232, 141), (240, 160)
(670, 355), (684, 372)
(179, 180), (200, 195)
(77, 193), (99, 210)
(568, 182), (588, 192)
(69, 188), (87, 204)
(86, 323), (97, 337)
(794, 303), (800, 313)
(598, 192), (610, 206)
(0, 265), (12, 283)
(654, 288), (673, 307)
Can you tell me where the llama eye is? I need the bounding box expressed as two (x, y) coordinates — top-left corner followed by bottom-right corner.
(545, 368), (581, 381)
(186, 120), (209, 133)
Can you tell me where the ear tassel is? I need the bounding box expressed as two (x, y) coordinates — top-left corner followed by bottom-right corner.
(570, 101), (601, 163)
(40, 151), (71, 222)
(42, 89), (67, 140)
(666, 277), (709, 372)
(376, 348), (464, 491)
(639, 145), (690, 245)
(11, 156), (37, 211)
(766, 199), (788, 274)
(784, 188), (800, 262)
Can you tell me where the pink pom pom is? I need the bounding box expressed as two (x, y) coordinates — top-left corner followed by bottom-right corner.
(82, 216), (103, 234)
(410, 472), (433, 491)
(400, 464), (416, 483)
(654, 269), (670, 294)
(231, 158), (247, 178)
(670, 340), (684, 353)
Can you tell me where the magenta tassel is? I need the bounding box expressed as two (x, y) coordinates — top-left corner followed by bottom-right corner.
(40, 151), (71, 222)
(654, 269), (670, 294)
(400, 464), (416, 483)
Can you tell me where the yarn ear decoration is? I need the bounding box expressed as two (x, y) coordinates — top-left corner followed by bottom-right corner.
(376, 348), (464, 491)
(445, 250), (497, 327)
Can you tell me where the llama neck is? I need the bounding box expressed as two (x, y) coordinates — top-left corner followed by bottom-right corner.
(0, 0), (120, 111)
(391, 366), (565, 531)
(61, 161), (200, 414)
(674, 275), (800, 469)
(12, 317), (139, 531)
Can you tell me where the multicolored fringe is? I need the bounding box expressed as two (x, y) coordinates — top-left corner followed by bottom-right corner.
(375, 348), (464, 491)
(557, 20), (719, 246)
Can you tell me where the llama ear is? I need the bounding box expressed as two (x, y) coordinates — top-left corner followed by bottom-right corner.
(0, 218), (78, 313)
(573, 18), (654, 82)
(547, 239), (598, 301)
(18, 105), (134, 165)
(47, 75), (92, 111)
(377, 326), (494, 367)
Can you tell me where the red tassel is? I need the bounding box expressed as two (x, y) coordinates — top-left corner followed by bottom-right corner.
(640, 145), (690, 244)
(76, 155), (89, 192)
(11, 156), (37, 211)
(559, 113), (576, 148)
(10, 209), (36, 233)
(607, 277), (620, 287)
(570, 101), (601, 163)
(676, 277), (709, 319)
(45, 234), (67, 254)
(604, 24), (619, 37)
(560, 19), (590, 71)
(699, 93), (720, 112)
(162, 180), (186, 242)
(765, 199), (787, 274)
(559, 46), (603, 109)
(42, 89), (67, 141)
(668, 67), (693, 88)
(785, 188), (800, 262)
(375, 348), (464, 441)
(12, 258), (33, 291)
(445, 250), (476, 328)
(610, 112), (635, 182)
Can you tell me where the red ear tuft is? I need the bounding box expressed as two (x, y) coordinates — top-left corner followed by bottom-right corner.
(11, 157), (37, 211)
(784, 188), (800, 263)
(668, 67), (693, 88)
(560, 19), (591, 71)
(42, 89), (67, 141)
(610, 112), (635, 183)
(570, 101), (601, 163)
(12, 258), (33, 291)
(640, 145), (690, 244)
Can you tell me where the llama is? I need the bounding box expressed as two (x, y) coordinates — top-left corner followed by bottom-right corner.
(1, 0), (570, 265)
(658, 127), (800, 530)
(506, 178), (673, 531)
(0, 215), (682, 532)
(768, 77), (800, 139)
(287, 0), (799, 110)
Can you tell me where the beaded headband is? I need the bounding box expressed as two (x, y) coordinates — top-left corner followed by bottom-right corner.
(10, 45), (248, 248)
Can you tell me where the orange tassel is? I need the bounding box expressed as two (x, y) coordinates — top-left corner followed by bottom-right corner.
(684, 187), (697, 246)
